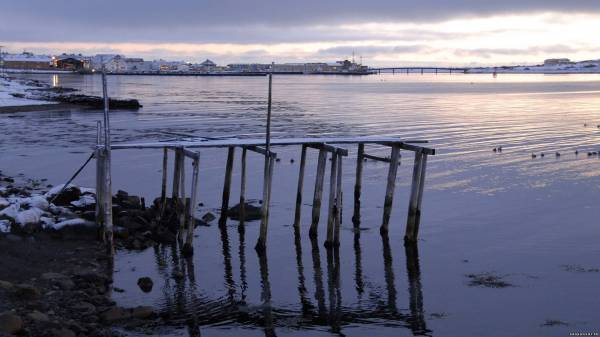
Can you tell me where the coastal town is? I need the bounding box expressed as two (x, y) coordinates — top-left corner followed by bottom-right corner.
(0, 51), (372, 75)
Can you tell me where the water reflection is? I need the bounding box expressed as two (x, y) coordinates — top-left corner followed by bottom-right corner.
(139, 230), (431, 336)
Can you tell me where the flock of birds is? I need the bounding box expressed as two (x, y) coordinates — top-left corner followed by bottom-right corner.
(491, 123), (600, 159)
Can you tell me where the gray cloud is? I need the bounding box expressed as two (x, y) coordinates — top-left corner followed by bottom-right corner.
(1, 0), (599, 44)
(454, 45), (580, 58)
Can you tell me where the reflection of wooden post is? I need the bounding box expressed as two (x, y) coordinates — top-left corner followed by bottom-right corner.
(220, 146), (235, 227)
(352, 144), (364, 229)
(184, 155), (200, 255)
(405, 243), (427, 334)
(334, 153), (343, 246)
(380, 145), (401, 234)
(160, 147), (168, 218)
(239, 147), (247, 228)
(406, 152), (428, 244)
(310, 149), (327, 238)
(293, 145), (307, 229)
(325, 151), (338, 247)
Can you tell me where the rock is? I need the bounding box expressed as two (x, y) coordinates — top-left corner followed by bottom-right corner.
(14, 283), (41, 300)
(56, 279), (75, 290)
(100, 307), (130, 322)
(41, 272), (67, 281)
(137, 277), (153, 293)
(227, 202), (263, 221)
(201, 212), (216, 223)
(49, 186), (81, 207)
(0, 313), (23, 334)
(0, 280), (13, 290)
(27, 310), (49, 322)
(131, 306), (155, 319)
(50, 327), (76, 337)
(72, 301), (96, 315)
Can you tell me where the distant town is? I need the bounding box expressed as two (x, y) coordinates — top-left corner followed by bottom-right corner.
(0, 51), (372, 75)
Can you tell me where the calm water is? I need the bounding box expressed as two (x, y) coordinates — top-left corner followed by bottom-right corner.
(1, 73), (600, 336)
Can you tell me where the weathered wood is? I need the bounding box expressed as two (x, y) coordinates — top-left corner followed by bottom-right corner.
(352, 143), (364, 228)
(334, 152), (343, 246)
(178, 151), (187, 240)
(95, 147), (105, 241)
(325, 151), (338, 247)
(380, 145), (401, 234)
(256, 153), (275, 251)
(219, 146), (235, 227)
(103, 149), (113, 255)
(239, 147), (247, 227)
(406, 153), (428, 244)
(306, 143), (349, 156)
(293, 145), (307, 229)
(186, 156), (200, 248)
(363, 153), (392, 163)
(160, 147), (168, 218)
(172, 148), (182, 201)
(405, 151), (423, 242)
(309, 149), (327, 237)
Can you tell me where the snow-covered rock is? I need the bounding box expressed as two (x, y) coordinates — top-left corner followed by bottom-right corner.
(15, 207), (44, 226)
(0, 197), (9, 208)
(0, 220), (10, 233)
(53, 218), (94, 230)
(0, 204), (20, 220)
(70, 194), (96, 208)
(24, 196), (49, 211)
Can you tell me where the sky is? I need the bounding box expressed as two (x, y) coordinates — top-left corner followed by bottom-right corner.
(1, 0), (600, 66)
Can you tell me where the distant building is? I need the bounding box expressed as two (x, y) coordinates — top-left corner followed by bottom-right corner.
(544, 58), (572, 66)
(2, 52), (53, 70)
(55, 54), (90, 71)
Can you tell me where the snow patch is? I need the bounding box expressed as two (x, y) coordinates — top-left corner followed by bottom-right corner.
(16, 207), (44, 225)
(52, 218), (94, 230)
(70, 194), (96, 208)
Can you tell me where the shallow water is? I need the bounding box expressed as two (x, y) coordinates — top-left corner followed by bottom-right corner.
(1, 73), (600, 336)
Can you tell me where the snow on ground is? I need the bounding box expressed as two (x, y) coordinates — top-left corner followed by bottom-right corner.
(0, 75), (56, 107)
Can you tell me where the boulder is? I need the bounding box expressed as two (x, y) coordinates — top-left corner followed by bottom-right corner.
(227, 202), (263, 221)
(0, 313), (23, 334)
(137, 277), (153, 293)
(48, 185), (81, 207)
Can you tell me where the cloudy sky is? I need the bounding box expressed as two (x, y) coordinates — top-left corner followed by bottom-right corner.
(1, 0), (599, 66)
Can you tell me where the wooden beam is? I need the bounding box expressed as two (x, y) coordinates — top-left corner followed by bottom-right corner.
(178, 150), (186, 241)
(309, 149), (327, 238)
(334, 152), (343, 246)
(380, 145), (401, 234)
(256, 152), (276, 251)
(184, 155), (200, 255)
(363, 153), (392, 163)
(405, 153), (428, 244)
(293, 145), (307, 229)
(219, 146), (235, 227)
(306, 143), (348, 156)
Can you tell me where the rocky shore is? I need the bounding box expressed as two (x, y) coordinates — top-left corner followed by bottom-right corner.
(0, 76), (142, 111)
(0, 171), (166, 336)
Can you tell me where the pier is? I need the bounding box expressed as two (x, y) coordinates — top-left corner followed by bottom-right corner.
(95, 135), (435, 254)
(370, 67), (469, 74)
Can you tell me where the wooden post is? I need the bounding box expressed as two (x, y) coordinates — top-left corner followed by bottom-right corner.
(178, 151), (186, 240)
(380, 145), (401, 234)
(184, 155), (200, 255)
(405, 153), (428, 244)
(101, 70), (114, 256)
(160, 147), (168, 218)
(293, 145), (307, 229)
(239, 147), (247, 228)
(219, 146), (235, 227)
(352, 143), (364, 228)
(309, 149), (327, 238)
(172, 148), (182, 210)
(95, 121), (105, 241)
(325, 151), (338, 248)
(334, 152), (343, 246)
(256, 153), (274, 251)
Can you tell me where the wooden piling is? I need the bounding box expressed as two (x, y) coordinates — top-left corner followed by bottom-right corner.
(160, 147), (168, 218)
(219, 146), (235, 227)
(380, 145), (401, 234)
(325, 151), (338, 247)
(293, 145), (307, 229)
(239, 147), (247, 228)
(352, 143), (364, 228)
(95, 121), (105, 241)
(309, 149), (327, 238)
(256, 153), (274, 251)
(405, 152), (428, 243)
(172, 148), (182, 206)
(334, 152), (343, 246)
(178, 151), (187, 240)
(184, 155), (200, 254)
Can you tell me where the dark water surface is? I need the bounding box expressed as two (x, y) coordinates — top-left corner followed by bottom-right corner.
(2, 73), (600, 336)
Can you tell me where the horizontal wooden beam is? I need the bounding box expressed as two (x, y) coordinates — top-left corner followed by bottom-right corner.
(363, 153), (392, 163)
(245, 145), (277, 158)
(306, 143), (349, 156)
(376, 142), (435, 155)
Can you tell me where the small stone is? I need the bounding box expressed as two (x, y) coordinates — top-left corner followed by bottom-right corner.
(0, 313), (23, 334)
(131, 306), (155, 319)
(15, 283), (41, 300)
(0, 280), (14, 290)
(137, 277), (153, 293)
(27, 310), (49, 322)
(201, 212), (216, 223)
(56, 279), (75, 290)
(50, 327), (76, 337)
(72, 301), (96, 315)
